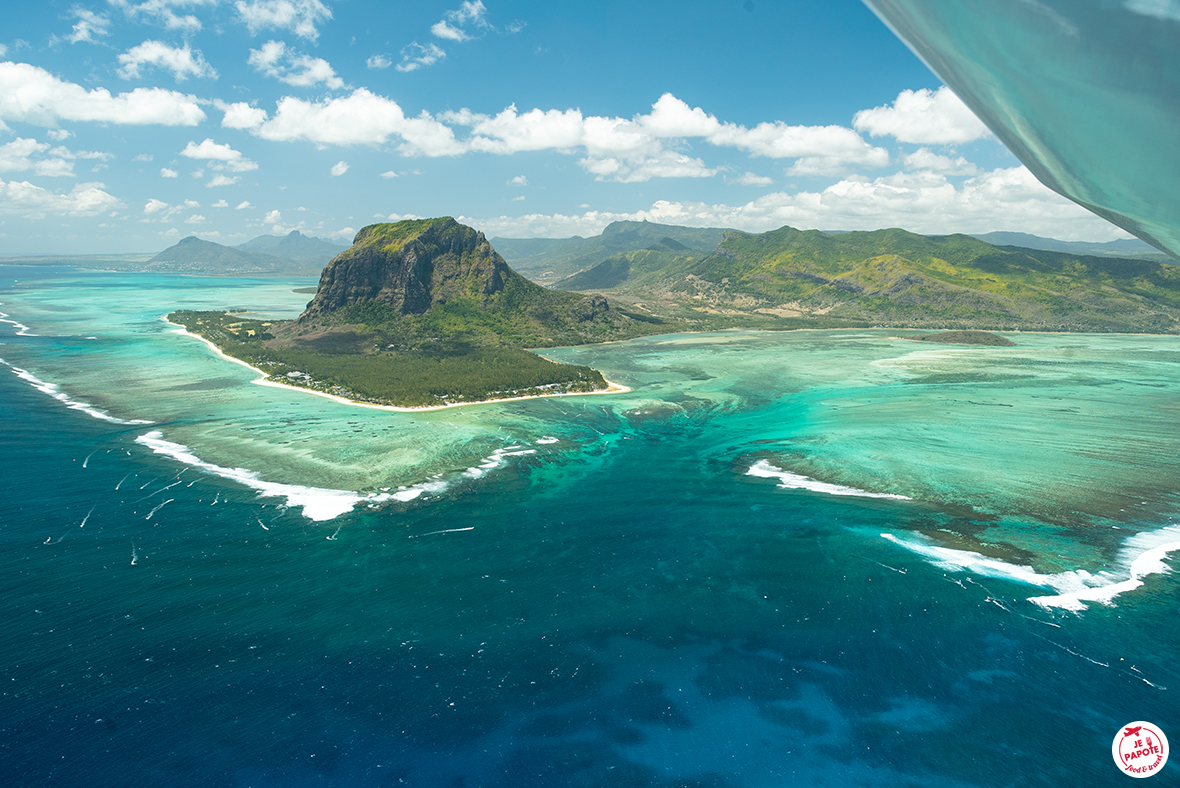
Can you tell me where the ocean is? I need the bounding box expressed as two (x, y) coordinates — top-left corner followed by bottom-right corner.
(1, 265), (1176, 787)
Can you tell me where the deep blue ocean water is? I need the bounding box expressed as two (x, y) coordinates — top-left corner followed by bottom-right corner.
(1, 266), (1177, 787)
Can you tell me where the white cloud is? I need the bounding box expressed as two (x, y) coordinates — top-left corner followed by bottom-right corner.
(508, 175), (527, 186)
(247, 40), (344, 89)
(450, 1), (488, 24)
(0, 178), (120, 217)
(324, 225), (355, 240)
(180, 138), (258, 172)
(47, 129), (71, 141)
(243, 89), (465, 154)
(580, 150), (716, 183)
(264, 209), (282, 223)
(511, 195), (524, 202)
(0, 138), (67, 177)
(229, 91), (893, 183)
(144, 198), (169, 214)
(185, 213), (205, 223)
(430, 0), (490, 41)
(466, 166), (1122, 241)
(109, 0), (216, 33)
(235, 200), (252, 209)
(397, 42), (445, 72)
(236, 0), (332, 41)
(330, 160), (348, 176)
(118, 40), (217, 81)
(431, 20), (470, 41)
(730, 172), (774, 186)
(160, 167), (179, 177)
(132, 153), (153, 161)
(207, 174), (240, 187)
(0, 138), (112, 178)
(211, 199), (229, 207)
(220, 101), (269, 130)
(366, 54), (391, 70)
(379, 170), (397, 178)
(854, 86), (990, 145)
(65, 9), (112, 43)
(0, 62), (205, 127)
(903, 147), (979, 176)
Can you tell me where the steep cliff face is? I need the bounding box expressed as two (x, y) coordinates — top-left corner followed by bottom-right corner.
(288, 217), (644, 348)
(300, 218), (513, 320)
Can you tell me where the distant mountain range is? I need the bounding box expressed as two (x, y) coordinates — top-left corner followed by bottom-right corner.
(491, 221), (729, 284)
(539, 224), (1180, 333)
(491, 222), (1171, 288)
(136, 230), (348, 275)
(235, 230), (348, 261)
(964, 231), (1164, 259)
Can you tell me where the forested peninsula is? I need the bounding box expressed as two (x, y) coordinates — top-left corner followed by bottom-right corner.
(169, 218), (643, 408)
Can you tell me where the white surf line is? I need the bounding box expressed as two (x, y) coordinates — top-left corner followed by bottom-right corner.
(882, 526), (1180, 612)
(0, 307), (36, 336)
(747, 459), (911, 500)
(134, 430), (397, 522)
(144, 499), (173, 520)
(408, 526), (475, 538)
(0, 358), (153, 426)
(463, 447), (536, 479)
(134, 427), (536, 522)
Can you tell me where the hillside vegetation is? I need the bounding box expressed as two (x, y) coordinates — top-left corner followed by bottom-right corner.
(552, 225), (1180, 333)
(491, 220), (729, 284)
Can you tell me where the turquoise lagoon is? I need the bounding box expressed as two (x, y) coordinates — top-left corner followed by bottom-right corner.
(1, 266), (1177, 786)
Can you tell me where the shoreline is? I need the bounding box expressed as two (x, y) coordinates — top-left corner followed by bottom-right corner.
(164, 318), (631, 413)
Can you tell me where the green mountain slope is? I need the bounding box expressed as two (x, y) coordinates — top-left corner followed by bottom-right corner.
(492, 220), (729, 284)
(556, 225), (1180, 333)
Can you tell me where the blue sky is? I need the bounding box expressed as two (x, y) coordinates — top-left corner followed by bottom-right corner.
(0, 0), (1130, 254)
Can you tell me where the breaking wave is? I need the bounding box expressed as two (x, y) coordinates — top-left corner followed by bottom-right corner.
(882, 527), (1180, 612)
(1, 358), (153, 425)
(135, 430), (539, 522)
(747, 459), (911, 500)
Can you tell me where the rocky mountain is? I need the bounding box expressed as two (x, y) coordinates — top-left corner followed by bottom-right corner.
(237, 230), (347, 263)
(491, 220), (729, 284)
(287, 217), (655, 349)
